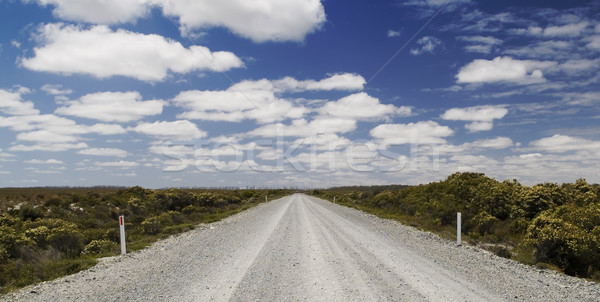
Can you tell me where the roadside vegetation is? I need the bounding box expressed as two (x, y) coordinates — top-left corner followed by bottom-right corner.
(311, 172), (600, 282)
(0, 186), (290, 294)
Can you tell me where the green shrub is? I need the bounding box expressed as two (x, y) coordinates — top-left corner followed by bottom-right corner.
(44, 198), (62, 207)
(127, 197), (148, 215)
(0, 226), (20, 258)
(0, 226), (33, 259)
(0, 213), (19, 227)
(373, 191), (395, 208)
(24, 226), (51, 249)
(519, 183), (567, 219)
(242, 190), (257, 199)
(563, 179), (599, 206)
(104, 229), (120, 243)
(509, 217), (529, 233)
(24, 218), (73, 230)
(141, 217), (162, 235)
(0, 246), (9, 264)
(228, 196), (242, 205)
(19, 205), (44, 221)
(214, 198), (229, 208)
(47, 227), (84, 257)
(526, 214), (595, 276)
(83, 240), (117, 255)
(182, 205), (198, 215)
(470, 179), (514, 220)
(157, 211), (181, 225)
(470, 211), (498, 236)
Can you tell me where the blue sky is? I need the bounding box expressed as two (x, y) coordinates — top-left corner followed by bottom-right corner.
(0, 0), (599, 188)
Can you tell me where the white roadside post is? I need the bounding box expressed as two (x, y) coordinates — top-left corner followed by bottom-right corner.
(119, 215), (127, 255)
(333, 196), (336, 203)
(457, 212), (462, 246)
(266, 194), (268, 202)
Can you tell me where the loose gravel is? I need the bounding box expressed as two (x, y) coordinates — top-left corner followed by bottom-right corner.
(3, 194), (599, 301)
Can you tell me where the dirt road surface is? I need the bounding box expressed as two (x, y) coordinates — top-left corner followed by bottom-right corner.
(4, 194), (599, 301)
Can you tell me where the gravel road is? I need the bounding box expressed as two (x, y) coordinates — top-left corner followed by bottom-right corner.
(3, 194), (599, 301)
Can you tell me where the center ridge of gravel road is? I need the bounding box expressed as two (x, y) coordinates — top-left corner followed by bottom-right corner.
(3, 194), (599, 301)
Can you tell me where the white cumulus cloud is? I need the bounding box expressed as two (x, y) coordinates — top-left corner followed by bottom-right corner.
(318, 92), (411, 121)
(55, 91), (165, 122)
(41, 84), (72, 96)
(27, 0), (151, 24)
(470, 137), (513, 149)
(464, 122), (494, 132)
(456, 56), (556, 84)
(174, 89), (304, 123)
(1, 111), (127, 155)
(0, 114), (74, 132)
(529, 134), (600, 153)
(249, 118), (357, 138)
(9, 142), (88, 152)
(437, 137), (513, 154)
(88, 123), (127, 135)
(21, 24), (244, 82)
(78, 148), (128, 157)
(131, 120), (207, 140)
(174, 74), (368, 123)
(24, 159), (64, 164)
(272, 73), (366, 92)
(159, 0), (326, 42)
(27, 0), (326, 43)
(17, 130), (77, 143)
(370, 121), (453, 145)
(441, 105), (508, 132)
(95, 160), (139, 168)
(0, 88), (39, 116)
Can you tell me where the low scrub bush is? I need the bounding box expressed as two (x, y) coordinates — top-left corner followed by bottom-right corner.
(18, 205), (44, 221)
(470, 211), (498, 236)
(141, 217), (162, 235)
(83, 240), (117, 255)
(526, 211), (598, 276)
(47, 227), (84, 257)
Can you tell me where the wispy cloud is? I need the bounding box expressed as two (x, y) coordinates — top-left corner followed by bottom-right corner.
(410, 36), (441, 55)
(24, 159), (64, 164)
(78, 148), (128, 157)
(387, 29), (401, 37)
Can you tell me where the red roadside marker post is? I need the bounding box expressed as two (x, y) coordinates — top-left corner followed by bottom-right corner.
(119, 215), (127, 255)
